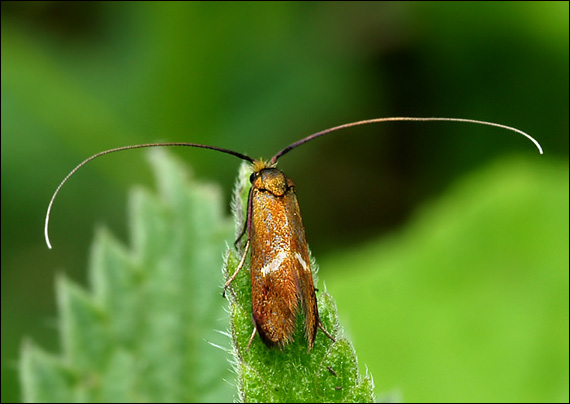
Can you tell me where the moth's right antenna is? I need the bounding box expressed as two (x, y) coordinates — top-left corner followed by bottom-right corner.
(271, 117), (543, 163)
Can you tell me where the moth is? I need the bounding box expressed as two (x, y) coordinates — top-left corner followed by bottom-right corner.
(45, 117), (542, 351)
(225, 159), (334, 351)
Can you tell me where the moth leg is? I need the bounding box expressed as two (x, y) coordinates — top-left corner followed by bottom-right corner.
(234, 187), (253, 249)
(318, 320), (336, 343)
(245, 326), (257, 352)
(223, 239), (250, 297)
(234, 223), (247, 249)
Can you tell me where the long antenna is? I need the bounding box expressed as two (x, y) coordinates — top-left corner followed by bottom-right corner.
(271, 117), (543, 163)
(45, 142), (254, 249)
(46, 118), (543, 249)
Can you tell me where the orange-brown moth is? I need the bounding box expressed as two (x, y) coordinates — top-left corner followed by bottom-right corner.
(44, 117), (543, 352)
(226, 160), (335, 351)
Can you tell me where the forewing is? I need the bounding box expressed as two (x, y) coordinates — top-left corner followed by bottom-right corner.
(249, 188), (300, 347)
(285, 189), (318, 350)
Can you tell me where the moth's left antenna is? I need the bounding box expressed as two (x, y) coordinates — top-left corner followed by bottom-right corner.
(45, 143), (254, 249)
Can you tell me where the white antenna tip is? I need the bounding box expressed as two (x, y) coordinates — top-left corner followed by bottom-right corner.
(45, 211), (53, 249)
(45, 230), (53, 250)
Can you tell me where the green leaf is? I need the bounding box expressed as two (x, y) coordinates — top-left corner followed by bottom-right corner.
(223, 163), (375, 403)
(20, 341), (74, 403)
(21, 151), (375, 402)
(20, 149), (235, 402)
(323, 156), (568, 402)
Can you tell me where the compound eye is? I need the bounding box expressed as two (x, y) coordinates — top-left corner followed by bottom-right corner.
(249, 172), (257, 183)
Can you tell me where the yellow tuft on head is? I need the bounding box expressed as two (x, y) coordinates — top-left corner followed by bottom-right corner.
(251, 159), (275, 173)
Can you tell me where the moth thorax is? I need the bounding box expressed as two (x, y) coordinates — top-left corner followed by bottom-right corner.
(252, 168), (289, 197)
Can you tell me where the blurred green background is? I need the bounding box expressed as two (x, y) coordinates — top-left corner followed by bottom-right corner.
(2, 2), (568, 402)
